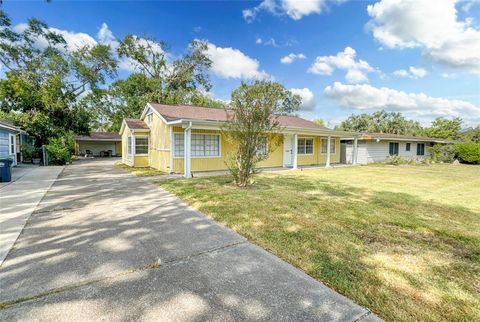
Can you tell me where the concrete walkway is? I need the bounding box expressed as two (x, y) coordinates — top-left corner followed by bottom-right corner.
(0, 159), (380, 321)
(0, 165), (64, 266)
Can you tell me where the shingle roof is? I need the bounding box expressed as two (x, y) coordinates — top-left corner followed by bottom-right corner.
(149, 103), (330, 130)
(0, 120), (24, 133)
(360, 132), (448, 143)
(124, 118), (149, 130)
(75, 132), (121, 141)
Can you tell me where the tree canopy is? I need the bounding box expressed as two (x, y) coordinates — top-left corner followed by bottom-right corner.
(222, 81), (300, 187)
(0, 10), (117, 145)
(89, 36), (223, 131)
(336, 111), (423, 136)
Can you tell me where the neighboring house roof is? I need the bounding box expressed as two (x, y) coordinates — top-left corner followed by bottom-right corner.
(75, 132), (121, 141)
(149, 103), (330, 131)
(0, 120), (25, 133)
(359, 132), (452, 143)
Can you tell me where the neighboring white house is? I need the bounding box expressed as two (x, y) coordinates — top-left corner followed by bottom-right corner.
(341, 133), (451, 165)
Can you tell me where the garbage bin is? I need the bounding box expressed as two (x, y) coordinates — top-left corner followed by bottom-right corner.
(0, 158), (13, 182)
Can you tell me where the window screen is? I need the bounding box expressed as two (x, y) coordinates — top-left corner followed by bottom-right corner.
(389, 142), (399, 155)
(135, 137), (149, 154)
(256, 137), (268, 156)
(174, 133), (184, 157)
(174, 133), (220, 157)
(297, 138), (313, 154)
(128, 136), (132, 155)
(321, 138), (336, 153)
(417, 143), (425, 156)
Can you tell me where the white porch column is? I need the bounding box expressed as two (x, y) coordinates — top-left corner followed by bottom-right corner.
(292, 133), (298, 169)
(353, 137), (358, 165)
(326, 135), (331, 168)
(184, 122), (192, 178)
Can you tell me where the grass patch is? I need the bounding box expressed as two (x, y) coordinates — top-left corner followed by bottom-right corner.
(115, 162), (165, 177)
(158, 164), (480, 321)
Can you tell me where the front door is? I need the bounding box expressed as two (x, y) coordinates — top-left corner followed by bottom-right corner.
(283, 135), (293, 167)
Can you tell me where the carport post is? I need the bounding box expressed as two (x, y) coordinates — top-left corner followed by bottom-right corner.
(353, 137), (358, 165)
(326, 135), (331, 168)
(184, 122), (192, 178)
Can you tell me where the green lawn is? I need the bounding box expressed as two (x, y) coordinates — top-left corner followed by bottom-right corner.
(115, 162), (165, 177)
(158, 164), (480, 322)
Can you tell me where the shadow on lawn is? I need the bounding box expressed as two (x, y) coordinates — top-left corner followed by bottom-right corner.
(158, 173), (480, 321)
(0, 160), (368, 321)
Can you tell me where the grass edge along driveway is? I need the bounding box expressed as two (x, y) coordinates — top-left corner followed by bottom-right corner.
(157, 164), (480, 322)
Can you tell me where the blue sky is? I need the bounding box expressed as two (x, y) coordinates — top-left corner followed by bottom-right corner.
(3, 0), (480, 127)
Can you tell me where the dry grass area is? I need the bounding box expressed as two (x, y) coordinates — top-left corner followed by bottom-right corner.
(115, 162), (165, 177)
(158, 164), (480, 322)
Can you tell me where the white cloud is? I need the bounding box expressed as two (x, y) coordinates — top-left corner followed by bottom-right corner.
(441, 72), (457, 79)
(308, 47), (374, 83)
(280, 53), (306, 64)
(282, 0), (324, 20)
(243, 0), (344, 22)
(205, 42), (269, 79)
(98, 23), (118, 47)
(255, 37), (278, 47)
(367, 0), (480, 74)
(290, 88), (316, 110)
(13, 23), (97, 52)
(393, 66), (427, 79)
(324, 81), (480, 123)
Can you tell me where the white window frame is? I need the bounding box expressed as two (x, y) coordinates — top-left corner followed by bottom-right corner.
(256, 136), (268, 157)
(9, 133), (16, 156)
(173, 132), (221, 159)
(297, 137), (314, 155)
(127, 135), (133, 156)
(146, 112), (153, 124)
(134, 135), (149, 156)
(321, 138), (336, 154)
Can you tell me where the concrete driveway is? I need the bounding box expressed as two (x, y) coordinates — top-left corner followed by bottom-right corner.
(0, 164), (64, 266)
(0, 159), (380, 321)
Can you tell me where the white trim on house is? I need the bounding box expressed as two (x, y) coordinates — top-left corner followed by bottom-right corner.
(8, 133), (17, 166)
(173, 132), (222, 159)
(133, 135), (149, 156)
(169, 126), (174, 173)
(320, 137), (337, 155)
(297, 137), (314, 156)
(292, 134), (298, 169)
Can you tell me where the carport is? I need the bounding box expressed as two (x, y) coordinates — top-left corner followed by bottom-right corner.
(75, 132), (122, 157)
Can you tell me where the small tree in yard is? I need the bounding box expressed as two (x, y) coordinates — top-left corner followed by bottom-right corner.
(223, 81), (300, 187)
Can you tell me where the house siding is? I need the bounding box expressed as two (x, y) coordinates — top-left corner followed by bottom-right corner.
(147, 112), (171, 172)
(297, 137), (340, 166)
(121, 109), (342, 173)
(0, 128), (19, 165)
(346, 140), (431, 164)
(172, 128), (284, 173)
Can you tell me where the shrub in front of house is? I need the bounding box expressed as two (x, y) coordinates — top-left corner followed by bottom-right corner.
(384, 155), (404, 165)
(456, 143), (480, 164)
(428, 144), (456, 163)
(46, 138), (72, 165)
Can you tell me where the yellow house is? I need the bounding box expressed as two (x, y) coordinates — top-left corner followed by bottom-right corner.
(119, 103), (359, 177)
